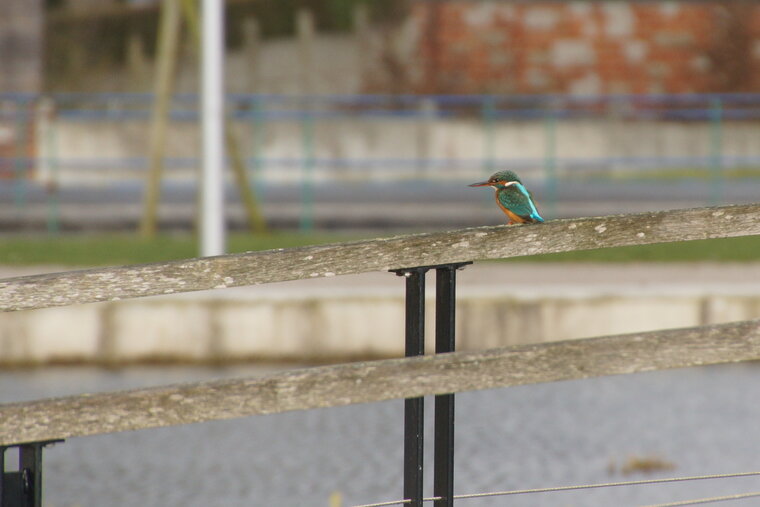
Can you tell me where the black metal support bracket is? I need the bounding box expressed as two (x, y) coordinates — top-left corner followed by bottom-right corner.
(392, 262), (471, 507)
(0, 440), (62, 507)
(393, 266), (428, 507)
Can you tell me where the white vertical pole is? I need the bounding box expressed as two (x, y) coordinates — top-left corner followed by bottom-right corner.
(200, 0), (225, 256)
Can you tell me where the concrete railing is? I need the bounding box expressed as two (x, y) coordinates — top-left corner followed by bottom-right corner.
(3, 203), (760, 312)
(2, 318), (759, 446)
(1, 203), (760, 441)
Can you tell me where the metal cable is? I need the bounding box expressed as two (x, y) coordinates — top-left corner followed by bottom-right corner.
(452, 471), (760, 500)
(350, 471), (760, 507)
(351, 500), (410, 507)
(643, 491), (760, 506)
(351, 496), (444, 507)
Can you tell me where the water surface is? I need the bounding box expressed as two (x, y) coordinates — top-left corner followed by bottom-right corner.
(2, 363), (760, 507)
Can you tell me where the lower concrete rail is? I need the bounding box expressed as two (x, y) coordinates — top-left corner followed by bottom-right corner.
(1, 318), (759, 446)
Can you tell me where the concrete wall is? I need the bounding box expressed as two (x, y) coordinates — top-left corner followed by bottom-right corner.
(43, 2), (760, 96)
(48, 24), (365, 95)
(0, 0), (43, 93)
(2, 288), (759, 365)
(35, 116), (760, 185)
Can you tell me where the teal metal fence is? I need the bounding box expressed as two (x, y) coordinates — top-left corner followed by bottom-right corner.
(2, 92), (760, 230)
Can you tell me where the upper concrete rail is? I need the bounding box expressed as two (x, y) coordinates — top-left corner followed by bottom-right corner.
(1, 203), (759, 312)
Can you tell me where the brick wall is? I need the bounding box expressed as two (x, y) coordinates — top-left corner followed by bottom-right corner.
(410, 1), (760, 94)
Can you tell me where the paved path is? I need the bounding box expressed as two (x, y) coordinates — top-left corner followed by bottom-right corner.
(2, 262), (758, 364)
(4, 180), (760, 230)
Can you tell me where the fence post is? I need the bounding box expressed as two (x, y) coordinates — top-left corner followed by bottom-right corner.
(300, 102), (315, 231)
(297, 9), (316, 231)
(127, 32), (149, 91)
(482, 95), (496, 174)
(543, 102), (558, 219)
(250, 97), (265, 199)
(13, 101), (27, 210)
(36, 97), (60, 234)
(353, 3), (370, 83)
(416, 98), (436, 179)
(434, 263), (469, 506)
(297, 9), (315, 94)
(241, 18), (261, 93)
(393, 263), (470, 506)
(0, 440), (62, 507)
(394, 267), (427, 507)
(709, 97), (723, 206)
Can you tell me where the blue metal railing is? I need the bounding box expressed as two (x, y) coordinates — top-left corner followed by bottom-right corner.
(2, 92), (760, 230)
(3, 92), (760, 119)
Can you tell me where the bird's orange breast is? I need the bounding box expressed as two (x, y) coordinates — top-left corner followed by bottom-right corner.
(494, 193), (527, 224)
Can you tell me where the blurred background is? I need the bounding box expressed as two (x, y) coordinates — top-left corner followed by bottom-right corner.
(4, 1), (760, 506)
(3, 0), (760, 238)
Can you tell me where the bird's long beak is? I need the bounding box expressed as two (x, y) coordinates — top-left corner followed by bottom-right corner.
(468, 180), (491, 187)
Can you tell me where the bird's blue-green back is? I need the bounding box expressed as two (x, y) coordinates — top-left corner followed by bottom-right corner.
(497, 184), (544, 222)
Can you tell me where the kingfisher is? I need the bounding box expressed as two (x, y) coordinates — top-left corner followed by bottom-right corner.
(469, 170), (545, 225)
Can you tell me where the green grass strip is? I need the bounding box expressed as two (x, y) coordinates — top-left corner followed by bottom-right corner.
(503, 235), (760, 263)
(1, 232), (759, 267)
(0, 232), (363, 267)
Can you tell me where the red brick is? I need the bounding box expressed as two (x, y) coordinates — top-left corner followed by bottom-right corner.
(406, 1), (760, 94)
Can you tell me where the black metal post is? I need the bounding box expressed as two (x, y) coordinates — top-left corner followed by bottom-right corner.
(1, 440), (62, 507)
(395, 267), (428, 507)
(0, 446), (5, 505)
(434, 263), (468, 506)
(20, 444), (41, 507)
(393, 262), (470, 507)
